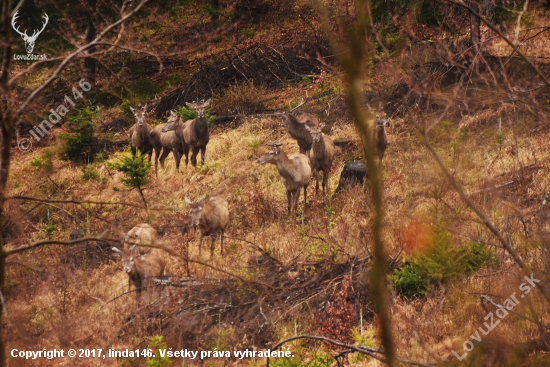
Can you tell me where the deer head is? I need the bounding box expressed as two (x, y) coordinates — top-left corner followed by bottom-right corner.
(130, 104), (147, 126)
(185, 98), (211, 120)
(12, 11), (49, 54)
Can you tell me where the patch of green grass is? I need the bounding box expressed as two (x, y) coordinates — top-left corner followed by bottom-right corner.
(30, 149), (53, 172)
(163, 72), (186, 87)
(82, 165), (100, 181)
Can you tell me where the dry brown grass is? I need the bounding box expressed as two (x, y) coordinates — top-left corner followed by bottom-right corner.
(5, 99), (550, 365)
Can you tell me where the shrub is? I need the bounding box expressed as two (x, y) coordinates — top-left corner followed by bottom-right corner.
(107, 154), (151, 208)
(213, 81), (268, 115)
(177, 105), (215, 126)
(463, 241), (496, 272)
(319, 276), (355, 343)
(391, 263), (428, 298)
(59, 106), (99, 162)
(82, 165), (100, 181)
(392, 229), (496, 298)
(147, 335), (172, 367)
(30, 149), (53, 171)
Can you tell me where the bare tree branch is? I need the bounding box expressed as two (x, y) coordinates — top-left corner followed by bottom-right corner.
(442, 0), (550, 88)
(266, 334), (436, 367)
(12, 0), (150, 120)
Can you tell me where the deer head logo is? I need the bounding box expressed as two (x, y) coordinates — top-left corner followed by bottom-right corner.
(12, 11), (49, 54)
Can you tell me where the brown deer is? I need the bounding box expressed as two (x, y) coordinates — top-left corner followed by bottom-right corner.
(257, 142), (311, 216)
(128, 104), (153, 161)
(362, 113), (390, 165)
(305, 124), (335, 195)
(150, 111), (188, 175)
(185, 195), (229, 257)
(112, 245), (165, 304)
(163, 99), (211, 166)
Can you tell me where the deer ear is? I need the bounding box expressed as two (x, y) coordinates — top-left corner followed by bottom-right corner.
(130, 107), (135, 114)
(142, 104), (147, 110)
(112, 247), (122, 253)
(204, 98), (212, 106)
(185, 197), (193, 205)
(170, 110), (176, 117)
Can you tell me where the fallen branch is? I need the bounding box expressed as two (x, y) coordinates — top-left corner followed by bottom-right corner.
(266, 334), (436, 367)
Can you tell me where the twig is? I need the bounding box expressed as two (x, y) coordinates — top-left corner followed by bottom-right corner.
(266, 334), (435, 367)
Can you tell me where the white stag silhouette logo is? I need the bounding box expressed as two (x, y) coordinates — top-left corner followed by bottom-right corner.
(11, 11), (49, 54)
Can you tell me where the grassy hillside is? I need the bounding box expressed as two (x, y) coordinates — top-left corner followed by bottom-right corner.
(3, 0), (550, 366)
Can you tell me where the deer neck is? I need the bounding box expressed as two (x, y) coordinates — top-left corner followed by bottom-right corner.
(375, 126), (385, 140)
(312, 136), (324, 155)
(194, 116), (208, 135)
(274, 151), (297, 181)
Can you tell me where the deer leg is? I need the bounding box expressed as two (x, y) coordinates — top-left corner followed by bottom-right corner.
(294, 189), (300, 215)
(304, 185), (308, 212)
(313, 170), (320, 196)
(159, 148), (170, 169)
(183, 145), (190, 167)
(198, 231), (204, 257)
(173, 148), (182, 171)
(200, 146), (206, 164)
(191, 147), (199, 166)
(131, 146), (137, 158)
(286, 190), (292, 215)
(154, 147), (161, 176)
(220, 230), (224, 256)
(323, 169), (329, 195)
(210, 235), (216, 258)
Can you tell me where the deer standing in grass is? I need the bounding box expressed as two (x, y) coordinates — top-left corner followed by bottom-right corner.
(185, 195), (229, 257)
(128, 104), (153, 161)
(257, 142), (311, 217)
(163, 99), (211, 166)
(112, 245), (165, 304)
(150, 111), (188, 175)
(362, 113), (390, 165)
(305, 124), (335, 195)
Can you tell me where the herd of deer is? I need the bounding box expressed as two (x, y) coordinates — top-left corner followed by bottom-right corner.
(114, 99), (391, 303)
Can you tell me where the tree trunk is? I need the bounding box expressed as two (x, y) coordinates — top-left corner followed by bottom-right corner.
(469, 0), (481, 52)
(209, 0), (219, 28)
(336, 162), (367, 193)
(85, 0), (97, 87)
(0, 0), (13, 365)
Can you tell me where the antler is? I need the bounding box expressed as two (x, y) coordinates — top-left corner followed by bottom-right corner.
(11, 11), (28, 38)
(289, 91), (309, 113)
